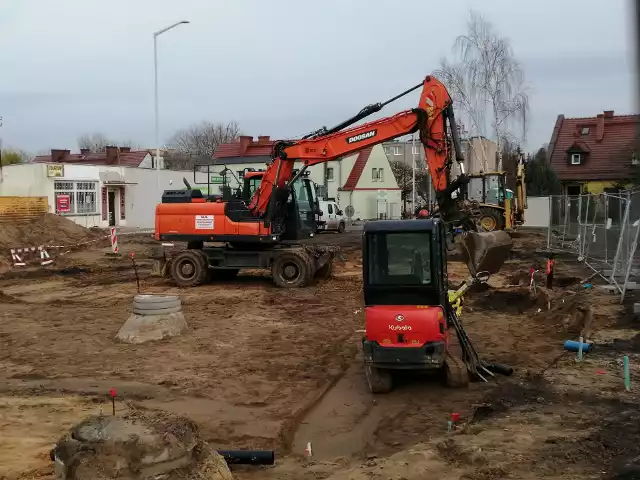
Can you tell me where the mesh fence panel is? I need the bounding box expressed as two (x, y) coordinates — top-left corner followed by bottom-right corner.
(547, 189), (640, 302)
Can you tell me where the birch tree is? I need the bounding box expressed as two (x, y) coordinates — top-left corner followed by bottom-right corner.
(436, 10), (529, 171)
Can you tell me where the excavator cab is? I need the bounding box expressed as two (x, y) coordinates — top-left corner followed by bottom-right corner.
(361, 217), (512, 393)
(240, 169), (319, 240)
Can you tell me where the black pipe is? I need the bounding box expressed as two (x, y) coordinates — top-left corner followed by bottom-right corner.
(481, 361), (514, 376)
(217, 450), (275, 465)
(51, 448), (276, 466)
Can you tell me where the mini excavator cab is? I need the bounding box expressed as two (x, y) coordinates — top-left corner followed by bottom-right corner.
(361, 217), (512, 393)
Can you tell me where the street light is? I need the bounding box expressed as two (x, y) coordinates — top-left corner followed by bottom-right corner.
(154, 20), (189, 177)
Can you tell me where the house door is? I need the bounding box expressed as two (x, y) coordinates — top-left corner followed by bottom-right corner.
(108, 191), (116, 226)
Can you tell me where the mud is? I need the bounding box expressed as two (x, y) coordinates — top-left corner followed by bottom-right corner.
(0, 227), (639, 480)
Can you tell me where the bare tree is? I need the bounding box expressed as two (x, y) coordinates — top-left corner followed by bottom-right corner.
(77, 133), (137, 152)
(167, 121), (241, 159)
(436, 10), (529, 171)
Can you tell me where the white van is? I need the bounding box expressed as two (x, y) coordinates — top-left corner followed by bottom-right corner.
(317, 200), (346, 233)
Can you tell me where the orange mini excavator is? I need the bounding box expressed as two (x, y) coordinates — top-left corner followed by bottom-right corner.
(154, 75), (512, 288)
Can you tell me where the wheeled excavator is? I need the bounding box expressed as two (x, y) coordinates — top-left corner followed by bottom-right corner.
(154, 75), (513, 288)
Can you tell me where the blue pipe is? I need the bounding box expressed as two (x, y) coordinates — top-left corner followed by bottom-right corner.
(564, 340), (593, 353)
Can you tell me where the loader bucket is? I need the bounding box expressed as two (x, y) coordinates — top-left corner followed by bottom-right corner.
(456, 230), (513, 277)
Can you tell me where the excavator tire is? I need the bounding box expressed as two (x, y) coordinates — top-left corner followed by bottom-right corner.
(477, 207), (505, 232)
(364, 363), (393, 394)
(443, 351), (469, 388)
(170, 250), (208, 287)
(271, 250), (314, 288)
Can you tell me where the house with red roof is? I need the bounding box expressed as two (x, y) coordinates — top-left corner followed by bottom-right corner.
(32, 146), (161, 169)
(213, 135), (402, 220)
(547, 110), (639, 195)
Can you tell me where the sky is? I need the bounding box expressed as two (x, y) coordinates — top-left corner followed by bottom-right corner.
(0, 0), (635, 155)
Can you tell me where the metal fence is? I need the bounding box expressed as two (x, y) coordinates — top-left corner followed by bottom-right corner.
(547, 190), (640, 303)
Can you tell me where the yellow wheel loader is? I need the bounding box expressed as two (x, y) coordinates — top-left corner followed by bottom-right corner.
(465, 157), (527, 232)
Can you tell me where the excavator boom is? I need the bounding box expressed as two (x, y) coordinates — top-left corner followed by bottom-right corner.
(247, 75), (512, 277)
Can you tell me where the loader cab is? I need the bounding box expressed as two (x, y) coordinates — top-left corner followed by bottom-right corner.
(467, 172), (506, 206)
(362, 219), (449, 308)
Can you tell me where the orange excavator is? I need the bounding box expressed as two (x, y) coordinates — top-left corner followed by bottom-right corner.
(154, 75), (512, 287)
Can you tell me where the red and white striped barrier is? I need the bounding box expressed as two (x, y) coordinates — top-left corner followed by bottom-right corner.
(10, 246), (53, 267)
(110, 227), (119, 254)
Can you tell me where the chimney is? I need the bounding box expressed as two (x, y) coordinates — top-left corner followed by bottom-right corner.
(80, 148), (90, 155)
(51, 149), (70, 163)
(105, 145), (119, 163)
(258, 135), (270, 144)
(596, 114), (605, 142)
(604, 110), (614, 119)
(239, 136), (253, 154)
(120, 146), (131, 153)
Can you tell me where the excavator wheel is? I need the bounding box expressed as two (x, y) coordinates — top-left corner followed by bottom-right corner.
(271, 250), (314, 288)
(477, 207), (505, 232)
(443, 351), (469, 388)
(364, 363), (393, 394)
(170, 250), (209, 287)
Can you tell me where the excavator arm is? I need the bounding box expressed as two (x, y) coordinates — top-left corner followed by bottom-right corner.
(248, 76), (472, 227)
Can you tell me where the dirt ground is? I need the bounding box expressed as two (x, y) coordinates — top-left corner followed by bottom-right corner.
(1, 225), (640, 480)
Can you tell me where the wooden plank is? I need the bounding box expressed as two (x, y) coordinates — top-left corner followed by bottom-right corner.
(0, 196), (48, 217)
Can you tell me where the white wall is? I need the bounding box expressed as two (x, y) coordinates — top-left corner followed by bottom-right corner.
(524, 196), (550, 228)
(354, 145), (399, 190)
(0, 164), (54, 199)
(122, 168), (201, 228)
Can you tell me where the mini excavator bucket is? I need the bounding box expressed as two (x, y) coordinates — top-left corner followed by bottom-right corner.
(456, 230), (513, 278)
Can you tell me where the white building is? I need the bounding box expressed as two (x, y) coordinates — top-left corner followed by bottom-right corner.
(213, 136), (402, 220)
(0, 161), (191, 229)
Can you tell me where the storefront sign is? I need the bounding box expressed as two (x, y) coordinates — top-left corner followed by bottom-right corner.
(56, 194), (71, 213)
(47, 164), (64, 177)
(120, 187), (126, 220)
(101, 187), (108, 221)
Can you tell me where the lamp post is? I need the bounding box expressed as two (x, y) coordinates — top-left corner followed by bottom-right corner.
(411, 133), (416, 210)
(154, 20), (189, 183)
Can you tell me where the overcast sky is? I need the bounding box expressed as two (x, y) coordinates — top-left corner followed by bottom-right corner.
(0, 0), (635, 154)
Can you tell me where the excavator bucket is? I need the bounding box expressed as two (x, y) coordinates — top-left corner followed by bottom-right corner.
(456, 230), (513, 278)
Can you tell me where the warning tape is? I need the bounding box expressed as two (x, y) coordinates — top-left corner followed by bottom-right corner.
(6, 228), (157, 267)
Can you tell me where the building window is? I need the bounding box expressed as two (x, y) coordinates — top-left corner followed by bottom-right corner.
(237, 170), (244, 180)
(412, 145), (421, 155)
(581, 127), (590, 135)
(372, 168), (384, 182)
(54, 180), (98, 214)
(392, 146), (402, 156)
(571, 153), (581, 165)
(326, 167), (334, 181)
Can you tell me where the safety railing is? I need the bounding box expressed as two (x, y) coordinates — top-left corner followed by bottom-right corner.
(547, 189), (640, 303)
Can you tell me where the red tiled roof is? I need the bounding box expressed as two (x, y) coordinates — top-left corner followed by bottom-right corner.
(213, 136), (275, 159)
(33, 150), (148, 167)
(342, 147), (373, 191)
(548, 111), (640, 181)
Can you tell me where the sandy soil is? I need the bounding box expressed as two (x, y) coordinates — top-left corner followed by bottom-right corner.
(1, 227), (639, 479)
